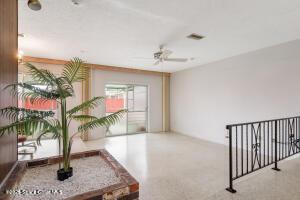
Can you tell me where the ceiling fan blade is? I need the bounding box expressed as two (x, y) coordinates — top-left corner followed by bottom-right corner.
(162, 50), (173, 57)
(153, 60), (160, 65)
(164, 58), (188, 62)
(133, 57), (153, 60)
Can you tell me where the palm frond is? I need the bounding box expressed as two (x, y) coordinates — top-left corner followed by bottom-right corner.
(36, 119), (61, 145)
(54, 76), (74, 98)
(25, 63), (57, 86)
(70, 114), (97, 122)
(0, 121), (24, 136)
(21, 91), (58, 106)
(18, 122), (34, 136)
(0, 118), (55, 137)
(0, 107), (54, 122)
(5, 83), (60, 100)
(67, 96), (104, 116)
(78, 109), (126, 132)
(36, 130), (53, 145)
(62, 57), (89, 83)
(0, 107), (22, 122)
(22, 65), (75, 99)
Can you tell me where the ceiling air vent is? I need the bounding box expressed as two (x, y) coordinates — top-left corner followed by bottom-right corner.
(72, 0), (81, 5)
(187, 33), (204, 40)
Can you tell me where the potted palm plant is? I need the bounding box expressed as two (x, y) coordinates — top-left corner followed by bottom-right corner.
(0, 58), (126, 181)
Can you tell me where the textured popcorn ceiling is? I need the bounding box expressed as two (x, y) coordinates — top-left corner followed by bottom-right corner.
(18, 0), (300, 72)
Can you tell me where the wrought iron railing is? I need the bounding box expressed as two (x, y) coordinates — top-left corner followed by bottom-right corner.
(226, 116), (300, 193)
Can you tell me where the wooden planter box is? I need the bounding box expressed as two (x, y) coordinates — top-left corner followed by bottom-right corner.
(0, 149), (139, 200)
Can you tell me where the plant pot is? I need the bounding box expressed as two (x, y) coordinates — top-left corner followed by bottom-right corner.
(66, 167), (73, 178)
(57, 167), (73, 181)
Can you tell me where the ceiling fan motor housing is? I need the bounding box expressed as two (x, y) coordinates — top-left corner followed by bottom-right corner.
(154, 52), (162, 59)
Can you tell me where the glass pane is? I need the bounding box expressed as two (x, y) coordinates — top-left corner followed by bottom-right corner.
(105, 84), (148, 135)
(105, 84), (127, 135)
(128, 112), (147, 133)
(132, 86), (147, 111)
(127, 99), (134, 111)
(127, 86), (134, 111)
(105, 113), (127, 136)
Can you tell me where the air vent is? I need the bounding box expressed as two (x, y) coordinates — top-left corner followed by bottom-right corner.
(187, 33), (204, 40)
(72, 0), (81, 5)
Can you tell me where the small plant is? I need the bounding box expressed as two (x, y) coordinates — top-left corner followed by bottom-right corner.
(0, 58), (126, 181)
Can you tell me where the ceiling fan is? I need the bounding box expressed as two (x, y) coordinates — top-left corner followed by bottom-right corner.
(135, 45), (189, 65)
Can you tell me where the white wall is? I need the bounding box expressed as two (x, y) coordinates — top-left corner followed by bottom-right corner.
(90, 70), (163, 139)
(170, 40), (300, 144)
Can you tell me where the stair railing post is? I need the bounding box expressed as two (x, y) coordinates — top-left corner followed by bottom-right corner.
(272, 120), (281, 171)
(226, 125), (237, 193)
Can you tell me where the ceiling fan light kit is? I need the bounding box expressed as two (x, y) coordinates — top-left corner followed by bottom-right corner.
(28, 0), (42, 11)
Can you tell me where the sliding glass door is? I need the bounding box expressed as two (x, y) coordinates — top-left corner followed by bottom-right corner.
(105, 84), (148, 136)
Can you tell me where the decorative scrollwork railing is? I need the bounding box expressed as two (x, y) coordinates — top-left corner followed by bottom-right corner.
(226, 116), (300, 193)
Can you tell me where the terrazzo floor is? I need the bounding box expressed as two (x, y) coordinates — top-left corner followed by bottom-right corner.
(20, 133), (300, 200)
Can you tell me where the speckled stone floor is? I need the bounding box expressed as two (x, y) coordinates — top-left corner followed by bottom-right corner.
(20, 133), (300, 200)
(205, 156), (300, 200)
